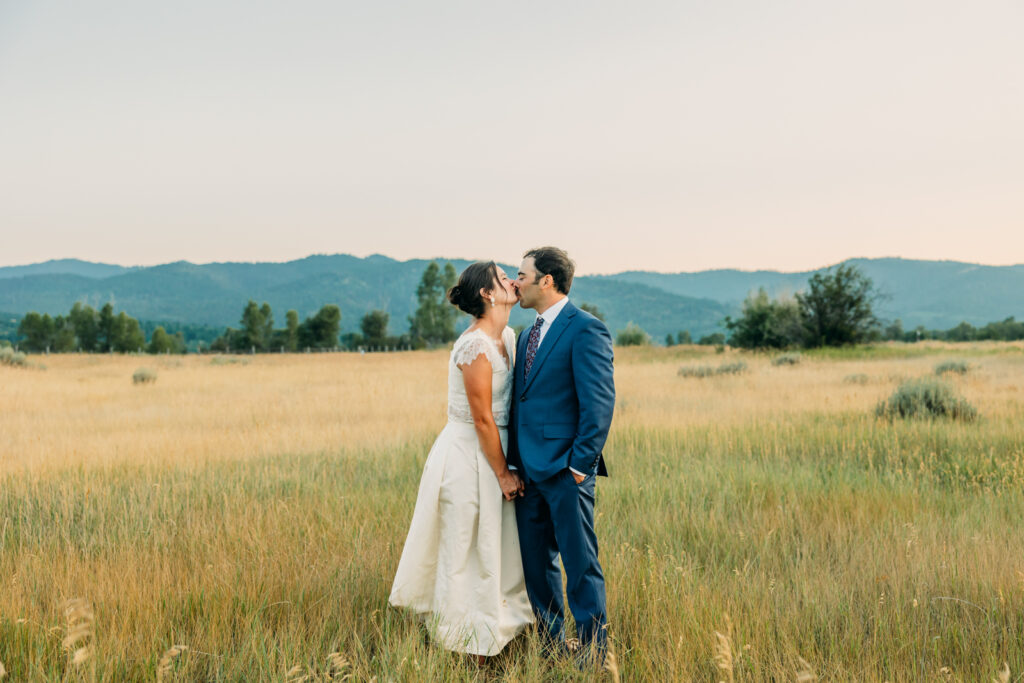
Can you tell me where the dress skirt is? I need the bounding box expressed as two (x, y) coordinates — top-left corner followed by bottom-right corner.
(389, 421), (535, 656)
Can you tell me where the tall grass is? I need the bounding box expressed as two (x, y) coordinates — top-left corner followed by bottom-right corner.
(1, 347), (1023, 679)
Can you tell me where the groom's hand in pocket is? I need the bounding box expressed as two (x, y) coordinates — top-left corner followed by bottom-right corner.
(571, 470), (585, 485)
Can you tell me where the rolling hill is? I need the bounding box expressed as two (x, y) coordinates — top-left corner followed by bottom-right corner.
(0, 255), (732, 341)
(1, 255), (1021, 343)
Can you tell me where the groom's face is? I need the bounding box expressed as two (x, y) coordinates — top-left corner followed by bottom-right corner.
(515, 257), (544, 310)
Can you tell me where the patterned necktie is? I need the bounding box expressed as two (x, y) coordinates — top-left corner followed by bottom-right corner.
(524, 316), (544, 378)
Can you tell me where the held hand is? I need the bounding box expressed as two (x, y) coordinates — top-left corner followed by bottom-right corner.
(498, 471), (523, 501)
(572, 470), (585, 485)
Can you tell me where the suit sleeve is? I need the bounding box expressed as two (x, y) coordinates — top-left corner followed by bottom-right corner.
(569, 318), (615, 475)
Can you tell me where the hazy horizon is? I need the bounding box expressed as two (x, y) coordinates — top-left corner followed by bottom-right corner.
(2, 251), (1023, 278)
(2, 1), (1021, 274)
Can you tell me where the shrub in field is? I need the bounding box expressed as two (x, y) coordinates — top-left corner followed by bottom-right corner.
(935, 360), (970, 376)
(875, 378), (977, 421)
(772, 353), (802, 366)
(843, 373), (870, 385)
(132, 367), (157, 385)
(678, 365), (716, 378)
(0, 347), (28, 367)
(678, 361), (748, 378)
(716, 361), (747, 375)
(210, 356), (249, 366)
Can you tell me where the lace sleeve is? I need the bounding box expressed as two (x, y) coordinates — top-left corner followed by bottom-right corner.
(453, 334), (495, 368)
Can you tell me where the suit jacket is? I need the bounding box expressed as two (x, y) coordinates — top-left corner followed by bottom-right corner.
(507, 301), (615, 482)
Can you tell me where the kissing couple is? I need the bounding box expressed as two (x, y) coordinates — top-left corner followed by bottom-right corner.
(389, 246), (616, 669)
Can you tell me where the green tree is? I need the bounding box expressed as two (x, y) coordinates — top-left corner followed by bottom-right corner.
(676, 330), (692, 345)
(360, 310), (390, 348)
(977, 317), (1024, 341)
(945, 321), (976, 342)
(441, 263), (458, 338)
(240, 300), (274, 351)
(285, 310), (299, 352)
(210, 329), (245, 353)
(725, 289), (804, 349)
(52, 315), (76, 352)
(883, 318), (904, 342)
(18, 312), (54, 352)
(147, 326), (182, 354)
(98, 303), (116, 352)
(409, 262), (457, 348)
(615, 322), (650, 346)
(112, 312), (146, 352)
(665, 333), (675, 347)
(298, 305), (341, 349)
(698, 332), (726, 345)
(796, 264), (880, 347)
(69, 302), (99, 351)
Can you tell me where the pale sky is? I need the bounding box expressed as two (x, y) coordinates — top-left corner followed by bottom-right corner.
(1, 1), (1021, 274)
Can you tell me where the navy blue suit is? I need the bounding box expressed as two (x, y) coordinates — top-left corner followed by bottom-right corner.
(507, 300), (615, 655)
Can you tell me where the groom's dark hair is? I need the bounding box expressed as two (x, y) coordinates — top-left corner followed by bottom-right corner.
(525, 247), (575, 295)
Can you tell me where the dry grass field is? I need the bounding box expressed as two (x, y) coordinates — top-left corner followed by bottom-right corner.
(2, 342), (1024, 681)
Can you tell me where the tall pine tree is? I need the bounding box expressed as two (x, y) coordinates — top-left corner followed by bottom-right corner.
(409, 261), (458, 348)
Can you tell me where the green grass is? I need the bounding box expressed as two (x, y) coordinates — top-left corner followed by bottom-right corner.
(3, 411), (1024, 680)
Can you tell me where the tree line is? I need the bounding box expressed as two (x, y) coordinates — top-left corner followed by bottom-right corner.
(723, 264), (1024, 349)
(210, 261), (460, 352)
(6, 262), (1022, 353)
(15, 303), (181, 354)
(880, 317), (1024, 343)
(7, 261), (462, 354)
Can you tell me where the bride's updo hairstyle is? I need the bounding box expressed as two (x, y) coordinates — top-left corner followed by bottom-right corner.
(447, 261), (501, 319)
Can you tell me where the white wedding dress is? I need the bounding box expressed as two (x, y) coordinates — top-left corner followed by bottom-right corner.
(389, 327), (535, 656)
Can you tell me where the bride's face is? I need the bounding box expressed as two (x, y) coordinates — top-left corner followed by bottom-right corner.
(489, 269), (518, 307)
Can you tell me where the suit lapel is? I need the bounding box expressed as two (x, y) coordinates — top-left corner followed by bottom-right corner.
(516, 326), (529, 390)
(522, 302), (576, 393)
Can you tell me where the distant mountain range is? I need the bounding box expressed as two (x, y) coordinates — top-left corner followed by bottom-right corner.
(0, 255), (1021, 341)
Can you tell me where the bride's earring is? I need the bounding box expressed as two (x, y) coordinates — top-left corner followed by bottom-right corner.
(489, 296), (496, 307)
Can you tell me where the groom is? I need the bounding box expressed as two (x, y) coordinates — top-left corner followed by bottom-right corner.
(507, 246), (616, 663)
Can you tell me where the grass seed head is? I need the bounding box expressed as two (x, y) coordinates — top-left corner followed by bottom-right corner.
(157, 645), (189, 682)
(62, 598), (95, 667)
(712, 615), (734, 683)
(796, 655), (817, 681)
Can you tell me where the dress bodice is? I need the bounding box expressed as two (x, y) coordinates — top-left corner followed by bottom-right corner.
(447, 327), (516, 427)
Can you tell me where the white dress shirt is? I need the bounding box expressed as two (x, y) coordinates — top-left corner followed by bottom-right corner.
(534, 296), (569, 350)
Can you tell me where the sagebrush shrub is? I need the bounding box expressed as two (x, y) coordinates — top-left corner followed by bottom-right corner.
(133, 368), (158, 385)
(772, 353), (802, 367)
(716, 361), (748, 375)
(876, 378), (977, 421)
(678, 365), (716, 378)
(934, 360), (970, 376)
(211, 357), (249, 366)
(0, 347), (28, 367)
(678, 361), (748, 379)
(843, 373), (870, 385)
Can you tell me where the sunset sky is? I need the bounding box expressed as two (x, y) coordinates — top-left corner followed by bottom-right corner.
(1, 1), (1021, 274)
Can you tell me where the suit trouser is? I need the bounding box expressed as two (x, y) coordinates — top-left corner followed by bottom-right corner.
(515, 468), (607, 654)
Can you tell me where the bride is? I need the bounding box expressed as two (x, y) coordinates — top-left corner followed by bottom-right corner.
(389, 261), (535, 659)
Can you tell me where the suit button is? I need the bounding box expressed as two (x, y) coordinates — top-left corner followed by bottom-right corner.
(520, 395), (527, 402)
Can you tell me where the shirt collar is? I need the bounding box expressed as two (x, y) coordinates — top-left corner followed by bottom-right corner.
(537, 296), (569, 327)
